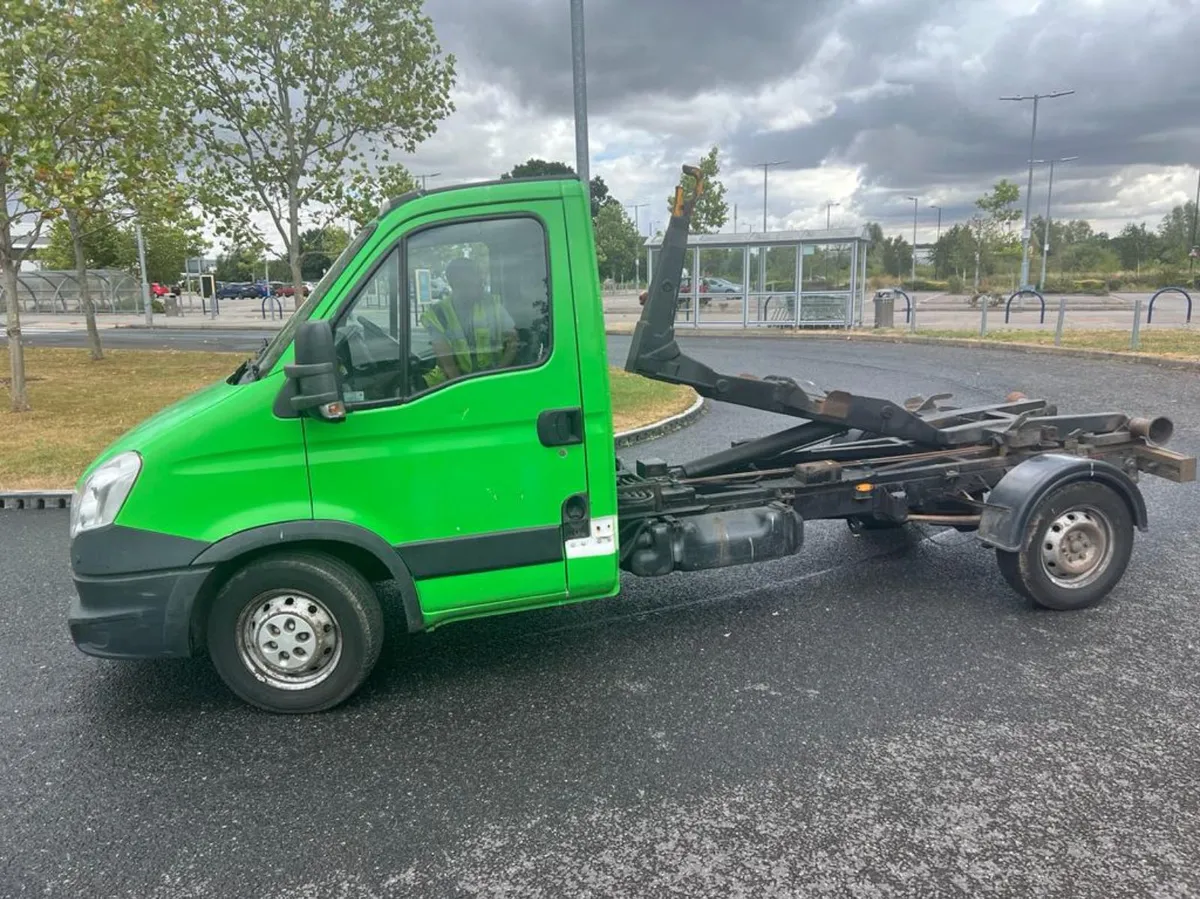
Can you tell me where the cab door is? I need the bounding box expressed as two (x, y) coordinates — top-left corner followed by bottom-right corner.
(302, 202), (590, 619)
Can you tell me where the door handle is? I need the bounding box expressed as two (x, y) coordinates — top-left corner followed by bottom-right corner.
(537, 407), (583, 447)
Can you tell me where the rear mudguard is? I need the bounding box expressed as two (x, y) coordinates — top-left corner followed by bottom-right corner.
(976, 453), (1147, 553)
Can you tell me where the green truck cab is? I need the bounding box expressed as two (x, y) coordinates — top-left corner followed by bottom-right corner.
(68, 175), (622, 713)
(67, 166), (1196, 714)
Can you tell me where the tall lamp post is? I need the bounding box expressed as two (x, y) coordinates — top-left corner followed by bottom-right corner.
(825, 200), (840, 229)
(414, 172), (442, 191)
(626, 202), (649, 287)
(569, 0), (589, 188)
(755, 161), (787, 232)
(1033, 155), (1078, 291)
(1000, 89), (1075, 289)
(905, 196), (918, 283)
(929, 204), (942, 277)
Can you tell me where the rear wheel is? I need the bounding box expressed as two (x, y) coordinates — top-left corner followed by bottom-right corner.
(207, 551), (384, 713)
(995, 481), (1134, 611)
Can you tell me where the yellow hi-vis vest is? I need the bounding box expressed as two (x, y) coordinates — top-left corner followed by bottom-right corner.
(421, 295), (508, 385)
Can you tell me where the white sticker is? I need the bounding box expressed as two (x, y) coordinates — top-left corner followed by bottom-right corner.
(343, 390), (366, 403)
(565, 515), (617, 559)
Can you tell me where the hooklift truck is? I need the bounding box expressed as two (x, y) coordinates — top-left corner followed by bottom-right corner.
(67, 165), (1196, 714)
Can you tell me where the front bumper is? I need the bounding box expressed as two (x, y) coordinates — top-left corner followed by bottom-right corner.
(69, 566), (212, 659)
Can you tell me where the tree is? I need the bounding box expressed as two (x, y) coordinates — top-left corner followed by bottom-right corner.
(297, 226), (351, 281)
(1112, 223), (1159, 274)
(666, 146), (729, 234)
(975, 179), (1022, 242)
(501, 159), (610, 218)
(47, 1), (185, 359)
(1157, 202), (1197, 266)
(40, 210), (125, 270)
(347, 165), (418, 231)
(1, 0), (94, 410)
(127, 214), (208, 285)
(932, 223), (977, 281)
(169, 0), (456, 307)
(593, 202), (641, 282)
(879, 235), (912, 279)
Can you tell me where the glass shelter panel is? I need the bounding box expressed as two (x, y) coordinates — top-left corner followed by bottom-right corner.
(696, 247), (746, 324)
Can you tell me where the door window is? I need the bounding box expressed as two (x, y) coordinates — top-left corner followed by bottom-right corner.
(408, 216), (551, 394)
(332, 216), (552, 406)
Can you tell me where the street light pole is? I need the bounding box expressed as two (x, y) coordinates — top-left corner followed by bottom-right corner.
(906, 196), (918, 283)
(1001, 89), (1075, 289)
(825, 200), (840, 229)
(1035, 155), (1078, 291)
(569, 0), (590, 188)
(929, 204), (941, 277)
(414, 172), (442, 191)
(625, 202), (649, 287)
(1190, 166), (1200, 278)
(756, 161), (787, 233)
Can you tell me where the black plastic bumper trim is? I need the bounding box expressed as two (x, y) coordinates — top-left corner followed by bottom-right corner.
(69, 567), (212, 659)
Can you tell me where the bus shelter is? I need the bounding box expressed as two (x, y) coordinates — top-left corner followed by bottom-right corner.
(644, 226), (871, 329)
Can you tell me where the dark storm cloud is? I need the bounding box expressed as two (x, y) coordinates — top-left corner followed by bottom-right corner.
(729, 0), (1200, 192)
(421, 0), (1200, 229)
(425, 0), (845, 113)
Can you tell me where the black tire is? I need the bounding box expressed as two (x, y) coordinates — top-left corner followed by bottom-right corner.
(995, 481), (1134, 611)
(207, 551), (384, 713)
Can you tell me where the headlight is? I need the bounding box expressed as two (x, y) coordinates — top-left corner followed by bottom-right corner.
(69, 451), (142, 539)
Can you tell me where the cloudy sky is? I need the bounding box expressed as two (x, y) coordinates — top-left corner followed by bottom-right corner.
(404, 0), (1200, 245)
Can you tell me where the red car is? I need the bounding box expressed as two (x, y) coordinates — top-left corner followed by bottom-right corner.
(149, 282), (170, 297)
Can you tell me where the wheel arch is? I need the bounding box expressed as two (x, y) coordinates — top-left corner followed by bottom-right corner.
(977, 453), (1147, 553)
(188, 520), (424, 651)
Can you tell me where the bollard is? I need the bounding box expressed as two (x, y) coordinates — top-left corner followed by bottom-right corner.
(909, 303), (917, 332)
(1054, 297), (1066, 346)
(1131, 298), (1142, 351)
(980, 295), (988, 337)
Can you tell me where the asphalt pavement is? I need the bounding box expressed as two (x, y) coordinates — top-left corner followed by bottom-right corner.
(2, 326), (273, 353)
(3, 337), (1199, 898)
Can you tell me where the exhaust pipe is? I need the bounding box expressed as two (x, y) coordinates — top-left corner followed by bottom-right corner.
(1129, 416), (1173, 445)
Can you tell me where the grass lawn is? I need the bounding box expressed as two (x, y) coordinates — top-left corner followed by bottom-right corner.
(873, 327), (1200, 360)
(1, 347), (695, 490)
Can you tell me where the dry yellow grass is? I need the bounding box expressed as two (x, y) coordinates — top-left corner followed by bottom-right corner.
(1, 348), (695, 489)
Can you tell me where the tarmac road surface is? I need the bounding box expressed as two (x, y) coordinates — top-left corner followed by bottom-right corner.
(2, 337), (1198, 897)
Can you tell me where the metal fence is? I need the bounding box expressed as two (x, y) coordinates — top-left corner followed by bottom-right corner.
(0, 269), (143, 313)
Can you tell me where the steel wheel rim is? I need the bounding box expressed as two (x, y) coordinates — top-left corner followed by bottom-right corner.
(1040, 505), (1114, 589)
(236, 591), (342, 691)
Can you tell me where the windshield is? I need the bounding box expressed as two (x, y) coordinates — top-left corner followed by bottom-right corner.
(250, 218), (380, 377)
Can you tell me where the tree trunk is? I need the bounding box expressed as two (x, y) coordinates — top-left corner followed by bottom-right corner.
(288, 190), (304, 310)
(67, 207), (103, 361)
(1, 216), (31, 412)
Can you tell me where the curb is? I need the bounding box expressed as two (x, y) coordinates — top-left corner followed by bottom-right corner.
(1, 394), (708, 509)
(614, 393), (707, 448)
(604, 327), (1200, 373)
(0, 490), (72, 511)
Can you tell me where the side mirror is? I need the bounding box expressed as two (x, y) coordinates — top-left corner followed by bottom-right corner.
(284, 319), (346, 422)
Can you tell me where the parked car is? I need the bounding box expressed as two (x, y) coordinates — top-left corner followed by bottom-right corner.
(149, 282), (171, 297)
(273, 283), (311, 298)
(239, 282), (271, 299)
(215, 282), (246, 300)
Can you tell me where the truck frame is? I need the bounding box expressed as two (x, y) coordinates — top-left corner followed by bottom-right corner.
(612, 167), (1193, 594)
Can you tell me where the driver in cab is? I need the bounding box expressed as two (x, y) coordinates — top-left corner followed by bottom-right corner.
(421, 256), (519, 387)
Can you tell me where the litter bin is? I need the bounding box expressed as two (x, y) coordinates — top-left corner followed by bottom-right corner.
(873, 289), (895, 329)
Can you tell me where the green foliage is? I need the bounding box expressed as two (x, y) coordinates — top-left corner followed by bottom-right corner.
(500, 159), (612, 218)
(298, 226), (351, 281)
(592, 202), (641, 282)
(666, 146), (729, 234)
(169, 0), (456, 294)
(41, 211), (125, 270)
(1156, 201), (1198, 265)
(347, 165), (418, 231)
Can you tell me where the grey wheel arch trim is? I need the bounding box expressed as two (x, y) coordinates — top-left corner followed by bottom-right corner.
(191, 520), (425, 633)
(976, 453), (1147, 553)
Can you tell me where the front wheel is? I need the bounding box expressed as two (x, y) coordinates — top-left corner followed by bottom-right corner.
(207, 551), (385, 713)
(995, 481), (1134, 611)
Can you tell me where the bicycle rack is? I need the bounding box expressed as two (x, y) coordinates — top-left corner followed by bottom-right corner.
(262, 295), (284, 320)
(1146, 287), (1192, 324)
(889, 287), (912, 323)
(1005, 288), (1046, 325)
